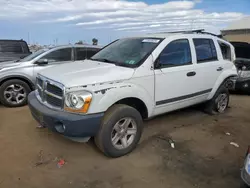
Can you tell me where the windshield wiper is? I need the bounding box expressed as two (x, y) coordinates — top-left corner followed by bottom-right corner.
(90, 58), (117, 65)
(90, 58), (134, 68)
(15, 59), (20, 62)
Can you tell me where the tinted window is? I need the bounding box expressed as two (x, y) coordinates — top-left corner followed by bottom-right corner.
(233, 45), (250, 59)
(20, 49), (47, 62)
(42, 48), (72, 62)
(0, 41), (22, 53)
(193, 39), (217, 63)
(87, 49), (100, 59)
(75, 48), (87, 60)
(91, 38), (161, 67)
(218, 41), (231, 61)
(158, 39), (192, 68)
(20, 41), (30, 53)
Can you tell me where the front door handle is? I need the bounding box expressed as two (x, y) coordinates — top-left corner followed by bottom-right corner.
(217, 67), (223, 71)
(187, 71), (196, 77)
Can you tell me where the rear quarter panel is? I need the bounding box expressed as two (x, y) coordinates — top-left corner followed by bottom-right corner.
(208, 40), (238, 99)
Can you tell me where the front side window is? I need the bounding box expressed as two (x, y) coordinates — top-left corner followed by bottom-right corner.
(20, 49), (47, 62)
(91, 38), (161, 67)
(42, 48), (72, 62)
(218, 41), (232, 61)
(158, 39), (192, 68)
(193, 39), (217, 63)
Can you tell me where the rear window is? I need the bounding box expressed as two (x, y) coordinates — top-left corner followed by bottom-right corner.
(193, 39), (217, 63)
(0, 41), (23, 53)
(232, 43), (250, 59)
(218, 41), (231, 61)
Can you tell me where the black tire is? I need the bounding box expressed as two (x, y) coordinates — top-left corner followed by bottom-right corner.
(204, 85), (229, 115)
(240, 182), (249, 188)
(95, 104), (143, 158)
(0, 79), (31, 107)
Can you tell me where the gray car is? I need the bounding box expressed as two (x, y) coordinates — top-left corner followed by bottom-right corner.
(0, 44), (102, 107)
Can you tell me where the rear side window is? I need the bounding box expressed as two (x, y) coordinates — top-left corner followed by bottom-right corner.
(0, 41), (23, 53)
(218, 41), (231, 61)
(20, 41), (30, 53)
(75, 48), (87, 60)
(158, 39), (192, 68)
(193, 39), (217, 63)
(87, 48), (100, 59)
(75, 48), (100, 60)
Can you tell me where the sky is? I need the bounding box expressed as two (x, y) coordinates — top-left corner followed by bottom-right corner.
(0, 0), (249, 45)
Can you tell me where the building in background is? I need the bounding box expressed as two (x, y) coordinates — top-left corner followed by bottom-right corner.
(221, 16), (250, 43)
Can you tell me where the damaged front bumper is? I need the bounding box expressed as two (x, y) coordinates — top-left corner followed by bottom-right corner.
(28, 91), (104, 142)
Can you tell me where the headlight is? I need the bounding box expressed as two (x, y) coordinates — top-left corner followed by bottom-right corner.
(239, 70), (250, 78)
(64, 91), (92, 113)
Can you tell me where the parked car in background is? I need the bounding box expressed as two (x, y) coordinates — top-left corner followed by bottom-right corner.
(241, 146), (250, 187)
(28, 31), (237, 158)
(0, 44), (102, 107)
(230, 42), (250, 93)
(0, 39), (31, 62)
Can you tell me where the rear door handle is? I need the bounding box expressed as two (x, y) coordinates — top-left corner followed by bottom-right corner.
(187, 71), (196, 77)
(217, 67), (223, 71)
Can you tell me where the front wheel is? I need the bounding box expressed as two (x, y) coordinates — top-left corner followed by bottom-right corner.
(204, 85), (229, 115)
(95, 104), (143, 158)
(0, 79), (31, 107)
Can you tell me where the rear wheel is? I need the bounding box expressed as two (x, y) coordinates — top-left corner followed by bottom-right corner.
(204, 85), (229, 115)
(0, 79), (31, 107)
(95, 104), (143, 158)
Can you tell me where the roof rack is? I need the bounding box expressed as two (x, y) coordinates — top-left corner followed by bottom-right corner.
(152, 29), (222, 38)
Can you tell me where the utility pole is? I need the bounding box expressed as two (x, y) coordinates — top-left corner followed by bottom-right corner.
(27, 32), (30, 44)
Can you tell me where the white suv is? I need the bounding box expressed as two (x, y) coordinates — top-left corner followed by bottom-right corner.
(28, 32), (238, 158)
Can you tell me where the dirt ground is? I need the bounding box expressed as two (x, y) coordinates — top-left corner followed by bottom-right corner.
(0, 94), (250, 188)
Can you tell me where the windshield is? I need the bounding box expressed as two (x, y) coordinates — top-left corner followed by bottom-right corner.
(91, 38), (161, 67)
(19, 49), (47, 62)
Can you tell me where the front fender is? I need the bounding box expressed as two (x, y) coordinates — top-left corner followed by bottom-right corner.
(208, 68), (238, 100)
(88, 83), (154, 116)
(0, 72), (34, 87)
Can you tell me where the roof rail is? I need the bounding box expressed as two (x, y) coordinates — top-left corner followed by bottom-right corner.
(152, 29), (222, 38)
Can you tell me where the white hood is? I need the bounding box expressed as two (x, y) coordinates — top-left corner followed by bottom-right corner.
(40, 60), (135, 88)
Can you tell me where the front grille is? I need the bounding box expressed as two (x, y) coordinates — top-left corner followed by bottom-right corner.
(47, 83), (63, 97)
(36, 76), (64, 109)
(46, 94), (62, 107)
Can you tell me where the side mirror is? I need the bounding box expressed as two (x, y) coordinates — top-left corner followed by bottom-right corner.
(36, 59), (48, 65)
(154, 59), (161, 69)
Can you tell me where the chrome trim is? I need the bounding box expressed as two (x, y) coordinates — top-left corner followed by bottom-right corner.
(36, 74), (65, 110)
(37, 84), (42, 91)
(44, 90), (63, 100)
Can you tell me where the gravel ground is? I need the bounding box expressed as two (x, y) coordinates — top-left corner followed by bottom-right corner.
(0, 94), (249, 188)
